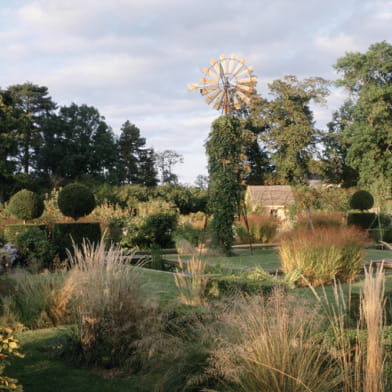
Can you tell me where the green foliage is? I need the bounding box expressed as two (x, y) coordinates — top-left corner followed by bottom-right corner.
(205, 275), (277, 298)
(39, 103), (120, 184)
(347, 212), (377, 230)
(334, 41), (392, 189)
(52, 223), (101, 260)
(206, 115), (245, 254)
(350, 189), (374, 210)
(118, 121), (158, 186)
(257, 75), (329, 184)
(8, 189), (44, 221)
(5, 82), (56, 175)
(58, 183), (96, 221)
(174, 223), (203, 247)
(279, 226), (369, 286)
(122, 212), (178, 249)
(4, 224), (46, 244)
(0, 326), (24, 392)
(14, 226), (53, 271)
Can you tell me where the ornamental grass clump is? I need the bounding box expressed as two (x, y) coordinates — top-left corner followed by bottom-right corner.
(209, 289), (340, 392)
(279, 226), (369, 286)
(65, 239), (157, 369)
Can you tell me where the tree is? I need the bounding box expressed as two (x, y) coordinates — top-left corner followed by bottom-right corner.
(257, 75), (329, 184)
(117, 121), (158, 186)
(206, 115), (246, 254)
(6, 83), (56, 174)
(136, 147), (158, 186)
(155, 150), (183, 185)
(320, 100), (359, 187)
(38, 103), (119, 182)
(195, 174), (208, 190)
(0, 90), (19, 177)
(334, 41), (392, 190)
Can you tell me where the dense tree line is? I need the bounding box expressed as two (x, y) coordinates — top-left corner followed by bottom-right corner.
(0, 84), (166, 200)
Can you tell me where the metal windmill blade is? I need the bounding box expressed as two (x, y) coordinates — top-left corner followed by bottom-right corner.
(188, 54), (257, 114)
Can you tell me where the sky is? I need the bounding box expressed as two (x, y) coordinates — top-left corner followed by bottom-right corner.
(0, 0), (391, 185)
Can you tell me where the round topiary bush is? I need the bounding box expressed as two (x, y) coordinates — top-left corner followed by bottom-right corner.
(349, 190), (374, 211)
(8, 189), (44, 221)
(58, 183), (96, 221)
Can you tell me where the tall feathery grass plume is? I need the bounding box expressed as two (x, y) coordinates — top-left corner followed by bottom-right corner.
(65, 238), (156, 369)
(208, 288), (340, 392)
(174, 257), (208, 306)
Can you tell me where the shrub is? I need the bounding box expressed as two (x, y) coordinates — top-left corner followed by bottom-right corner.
(122, 212), (178, 249)
(350, 190), (374, 211)
(279, 226), (369, 286)
(4, 224), (47, 244)
(14, 226), (53, 271)
(52, 222), (101, 260)
(7, 189), (44, 221)
(205, 275), (277, 298)
(0, 326), (24, 392)
(347, 212), (377, 230)
(174, 223), (203, 248)
(58, 184), (96, 221)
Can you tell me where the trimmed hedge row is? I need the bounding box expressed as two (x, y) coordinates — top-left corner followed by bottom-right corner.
(53, 222), (101, 260)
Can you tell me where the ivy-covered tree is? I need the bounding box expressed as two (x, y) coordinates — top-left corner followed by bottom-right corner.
(206, 115), (246, 254)
(334, 41), (392, 190)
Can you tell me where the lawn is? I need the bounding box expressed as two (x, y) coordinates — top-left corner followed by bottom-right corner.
(4, 246), (392, 392)
(6, 327), (154, 392)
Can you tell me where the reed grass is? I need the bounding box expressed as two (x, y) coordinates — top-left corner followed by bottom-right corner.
(174, 257), (208, 306)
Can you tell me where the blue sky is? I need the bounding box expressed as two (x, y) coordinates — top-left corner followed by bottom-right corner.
(0, 0), (391, 184)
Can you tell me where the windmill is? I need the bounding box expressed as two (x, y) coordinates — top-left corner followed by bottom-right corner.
(188, 54), (257, 114)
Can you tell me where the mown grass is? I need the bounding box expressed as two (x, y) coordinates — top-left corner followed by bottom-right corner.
(6, 327), (154, 392)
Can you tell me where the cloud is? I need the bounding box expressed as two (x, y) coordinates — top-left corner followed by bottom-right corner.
(0, 0), (391, 183)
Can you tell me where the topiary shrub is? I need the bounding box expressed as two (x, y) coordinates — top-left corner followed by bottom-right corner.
(350, 190), (374, 211)
(58, 184), (96, 221)
(347, 212), (377, 230)
(7, 189), (44, 221)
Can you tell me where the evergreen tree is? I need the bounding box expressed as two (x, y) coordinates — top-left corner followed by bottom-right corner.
(6, 83), (56, 174)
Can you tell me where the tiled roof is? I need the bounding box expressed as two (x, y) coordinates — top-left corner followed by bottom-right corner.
(247, 185), (295, 206)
